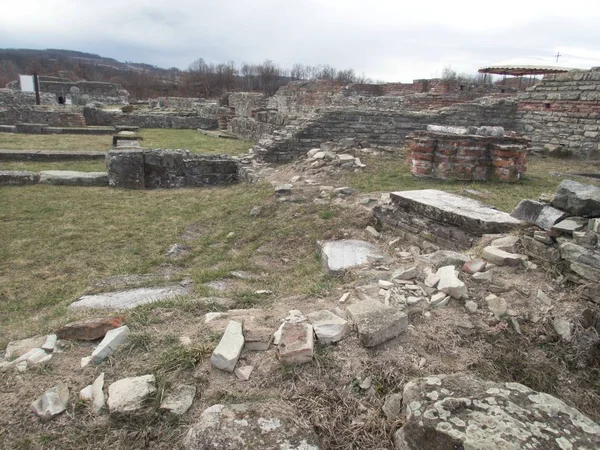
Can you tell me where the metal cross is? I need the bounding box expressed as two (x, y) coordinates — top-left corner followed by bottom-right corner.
(555, 52), (561, 63)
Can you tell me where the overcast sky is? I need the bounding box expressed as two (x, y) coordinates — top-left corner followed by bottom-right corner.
(2, 0), (600, 82)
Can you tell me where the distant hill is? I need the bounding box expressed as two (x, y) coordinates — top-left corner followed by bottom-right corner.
(0, 48), (181, 99)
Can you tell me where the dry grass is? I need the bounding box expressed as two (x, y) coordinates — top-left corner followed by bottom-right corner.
(139, 129), (254, 155)
(0, 160), (106, 172)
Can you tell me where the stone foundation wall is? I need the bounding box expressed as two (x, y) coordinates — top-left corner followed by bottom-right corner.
(0, 89), (57, 106)
(516, 68), (600, 159)
(83, 107), (218, 129)
(228, 92), (268, 117)
(40, 80), (130, 105)
(0, 106), (86, 127)
(106, 149), (239, 189)
(229, 117), (279, 140)
(253, 98), (518, 162)
(406, 129), (528, 182)
(149, 97), (205, 109)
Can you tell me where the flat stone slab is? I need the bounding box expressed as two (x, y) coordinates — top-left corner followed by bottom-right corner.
(39, 171), (108, 187)
(320, 240), (385, 274)
(395, 373), (600, 449)
(0, 170), (40, 185)
(390, 190), (521, 234)
(347, 299), (408, 347)
(69, 285), (188, 310)
(183, 402), (321, 449)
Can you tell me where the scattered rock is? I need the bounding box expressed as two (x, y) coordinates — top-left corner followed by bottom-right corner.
(166, 243), (191, 258)
(346, 299), (408, 347)
(482, 246), (525, 267)
(254, 289), (273, 295)
(80, 385), (93, 401)
(392, 266), (419, 281)
(57, 316), (124, 341)
(274, 184), (292, 195)
(486, 294), (508, 318)
(552, 217), (588, 233)
(490, 235), (520, 253)
(378, 280), (394, 289)
(230, 270), (255, 280)
(552, 179), (600, 216)
(307, 310), (348, 344)
(554, 318), (573, 340)
(382, 393), (403, 420)
(108, 375), (156, 414)
(436, 266), (467, 299)
(235, 365), (254, 381)
(210, 321), (244, 373)
(31, 383), (69, 422)
(90, 325), (130, 365)
(462, 259), (486, 274)
(92, 373), (105, 413)
(5, 335), (46, 360)
(338, 292), (350, 303)
(429, 292), (449, 308)
(41, 334), (57, 352)
(472, 271), (492, 282)
(160, 384), (196, 415)
(418, 250), (468, 270)
(183, 402), (321, 450)
(366, 225), (381, 238)
(537, 289), (552, 306)
(320, 240), (384, 274)
(394, 373), (600, 450)
(244, 324), (273, 351)
(278, 323), (314, 364)
(465, 300), (478, 313)
(249, 206), (262, 217)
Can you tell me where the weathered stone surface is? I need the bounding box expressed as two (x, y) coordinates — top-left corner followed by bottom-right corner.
(394, 373), (600, 450)
(274, 183), (292, 195)
(559, 241), (600, 268)
(39, 170), (108, 187)
(307, 310), (348, 344)
(490, 236), (519, 253)
(320, 240), (384, 274)
(552, 217), (589, 233)
(244, 324), (273, 351)
(462, 259), (486, 274)
(160, 384), (196, 415)
(554, 318), (573, 340)
(31, 384), (70, 422)
(278, 323), (314, 364)
(536, 205), (569, 230)
(14, 347), (52, 367)
(235, 365), (254, 381)
(210, 321), (244, 372)
(92, 373), (105, 413)
(465, 300), (478, 313)
(418, 251), (469, 270)
(183, 402), (321, 449)
(482, 246), (525, 267)
(80, 385), (93, 401)
(69, 285), (188, 310)
(5, 335), (46, 360)
(552, 179), (600, 217)
(347, 299), (408, 347)
(392, 267), (420, 281)
(436, 266), (467, 299)
(108, 375), (156, 414)
(41, 334), (57, 352)
(521, 236), (561, 264)
(383, 393), (403, 420)
(486, 294), (507, 318)
(510, 199), (544, 223)
(472, 271), (492, 282)
(90, 325), (130, 364)
(0, 170), (40, 186)
(106, 150), (145, 189)
(390, 190), (521, 234)
(57, 316), (124, 341)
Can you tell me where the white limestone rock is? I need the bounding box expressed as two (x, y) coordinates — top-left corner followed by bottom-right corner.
(31, 383), (69, 422)
(210, 321), (244, 372)
(108, 374), (156, 414)
(307, 310), (348, 344)
(90, 325), (130, 364)
(436, 266), (467, 299)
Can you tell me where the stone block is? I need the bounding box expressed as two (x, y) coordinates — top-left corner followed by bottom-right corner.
(278, 323), (314, 364)
(108, 375), (156, 414)
(90, 325), (130, 364)
(482, 246), (526, 267)
(0, 170), (40, 186)
(552, 217), (588, 234)
(436, 266), (467, 299)
(39, 170), (108, 187)
(307, 310), (348, 344)
(490, 236), (520, 253)
(210, 321), (244, 372)
(521, 236), (561, 264)
(243, 324), (273, 351)
(347, 299), (408, 347)
(552, 179), (600, 216)
(106, 150), (145, 189)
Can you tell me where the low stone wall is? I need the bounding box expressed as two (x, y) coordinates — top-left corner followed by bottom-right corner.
(253, 98), (518, 162)
(0, 89), (57, 106)
(106, 149), (239, 189)
(40, 80), (129, 105)
(516, 68), (600, 159)
(84, 107), (218, 129)
(0, 106), (86, 127)
(406, 127), (529, 182)
(227, 92), (268, 117)
(229, 117), (279, 140)
(149, 97), (205, 109)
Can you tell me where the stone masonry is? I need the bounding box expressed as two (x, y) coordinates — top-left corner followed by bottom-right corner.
(406, 126), (529, 182)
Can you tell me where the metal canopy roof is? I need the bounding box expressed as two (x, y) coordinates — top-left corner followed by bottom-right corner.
(478, 64), (577, 76)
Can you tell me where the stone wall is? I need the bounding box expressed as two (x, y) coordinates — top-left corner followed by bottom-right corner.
(253, 97), (518, 162)
(106, 149), (239, 189)
(0, 89), (57, 106)
(227, 93), (268, 117)
(39, 80), (130, 105)
(149, 97), (205, 109)
(0, 106), (86, 127)
(83, 107), (218, 129)
(406, 127), (528, 182)
(516, 68), (600, 159)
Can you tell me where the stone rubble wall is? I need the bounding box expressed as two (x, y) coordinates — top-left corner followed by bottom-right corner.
(106, 149), (239, 189)
(0, 89), (57, 106)
(0, 106), (86, 127)
(252, 98), (518, 162)
(148, 97), (206, 109)
(83, 107), (218, 130)
(227, 92), (269, 118)
(516, 68), (600, 159)
(39, 80), (130, 105)
(406, 130), (528, 182)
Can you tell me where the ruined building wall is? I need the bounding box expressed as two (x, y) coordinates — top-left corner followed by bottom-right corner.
(0, 89), (57, 106)
(227, 92), (269, 117)
(83, 107), (218, 129)
(39, 80), (130, 105)
(516, 68), (600, 159)
(0, 106), (86, 127)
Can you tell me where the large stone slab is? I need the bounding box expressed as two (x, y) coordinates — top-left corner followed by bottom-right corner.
(183, 402), (321, 449)
(69, 285), (188, 310)
(320, 240), (384, 274)
(347, 299), (408, 347)
(390, 190), (522, 234)
(552, 179), (600, 217)
(39, 170), (108, 187)
(394, 373), (600, 449)
(0, 170), (40, 186)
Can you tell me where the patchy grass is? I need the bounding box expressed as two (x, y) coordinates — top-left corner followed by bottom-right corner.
(140, 129), (254, 155)
(0, 133), (111, 151)
(342, 152), (600, 212)
(0, 160), (107, 172)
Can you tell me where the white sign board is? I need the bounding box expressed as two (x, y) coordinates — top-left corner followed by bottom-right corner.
(19, 75), (35, 93)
